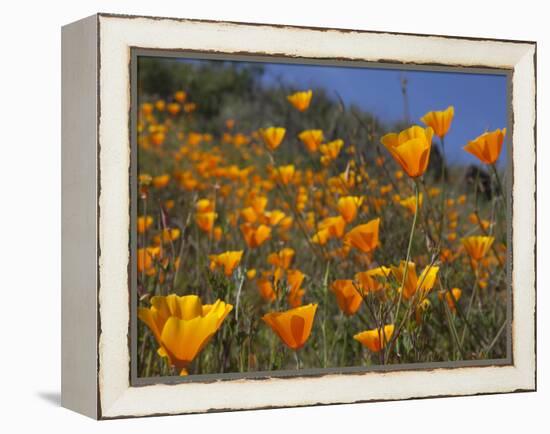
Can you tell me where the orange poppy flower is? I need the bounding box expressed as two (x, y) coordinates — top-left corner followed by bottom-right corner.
(318, 215), (347, 239)
(276, 164), (295, 185)
(344, 218), (380, 253)
(262, 304), (317, 350)
(152, 174), (171, 189)
(137, 246), (162, 275)
(354, 266), (391, 293)
(354, 324), (394, 352)
(209, 250), (244, 276)
(390, 261), (439, 300)
(137, 215), (153, 233)
(461, 236), (494, 261)
(420, 106), (454, 139)
(438, 288), (462, 313)
(298, 129), (324, 152)
(287, 90), (312, 112)
(463, 128), (506, 165)
(399, 193), (423, 214)
(138, 295), (232, 375)
(240, 223), (271, 248)
(267, 248), (295, 270)
(174, 90), (187, 103)
(153, 228), (180, 245)
(196, 211), (217, 233)
(337, 196), (363, 223)
(331, 279), (363, 316)
(259, 127), (286, 151)
(167, 102), (181, 116)
(381, 125), (434, 178)
(257, 276), (276, 302)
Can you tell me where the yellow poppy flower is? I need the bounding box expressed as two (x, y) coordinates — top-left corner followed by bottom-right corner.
(141, 102), (153, 116)
(354, 266), (391, 293)
(354, 324), (394, 352)
(267, 248), (295, 270)
(137, 246), (161, 275)
(420, 106), (454, 139)
(390, 261), (439, 300)
(381, 125), (434, 178)
(311, 228), (330, 245)
(288, 288), (306, 308)
(438, 288), (462, 313)
(138, 295), (233, 375)
(298, 129), (324, 152)
(259, 127), (286, 151)
(167, 102), (181, 116)
(399, 193), (423, 214)
(263, 210), (287, 226)
(337, 196), (363, 223)
(262, 304), (317, 350)
(282, 268), (303, 291)
(137, 215), (153, 234)
(155, 99), (166, 111)
(257, 276), (276, 302)
(344, 217), (381, 253)
(196, 211), (217, 233)
(319, 139), (343, 165)
(277, 164), (295, 185)
(287, 90), (312, 112)
(174, 90), (187, 103)
(152, 174), (171, 189)
(209, 250), (244, 276)
(318, 215), (347, 239)
(240, 223), (271, 248)
(331, 279), (363, 316)
(153, 228), (180, 245)
(461, 236), (495, 261)
(463, 128), (506, 164)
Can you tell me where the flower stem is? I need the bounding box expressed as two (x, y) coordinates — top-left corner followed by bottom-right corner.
(392, 179), (420, 324)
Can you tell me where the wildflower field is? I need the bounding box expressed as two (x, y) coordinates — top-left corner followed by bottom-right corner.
(136, 58), (509, 377)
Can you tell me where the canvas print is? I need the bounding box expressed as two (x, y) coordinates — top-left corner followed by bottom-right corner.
(134, 55), (509, 378)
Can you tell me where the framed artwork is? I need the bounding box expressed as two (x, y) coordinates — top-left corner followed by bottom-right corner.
(61, 13), (536, 419)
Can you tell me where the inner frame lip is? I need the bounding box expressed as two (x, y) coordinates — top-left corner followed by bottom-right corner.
(128, 47), (514, 387)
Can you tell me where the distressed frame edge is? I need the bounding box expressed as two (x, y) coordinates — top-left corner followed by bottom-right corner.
(95, 14), (536, 419)
(61, 13), (100, 420)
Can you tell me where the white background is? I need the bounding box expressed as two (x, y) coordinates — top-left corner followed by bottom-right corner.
(0, 1), (546, 432)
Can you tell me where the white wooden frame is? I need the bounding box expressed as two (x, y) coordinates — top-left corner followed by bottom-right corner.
(61, 13), (536, 419)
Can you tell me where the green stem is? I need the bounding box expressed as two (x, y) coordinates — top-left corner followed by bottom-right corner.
(392, 180), (420, 324)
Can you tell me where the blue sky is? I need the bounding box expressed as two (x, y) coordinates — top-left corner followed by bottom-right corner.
(176, 58), (508, 166)
(260, 62), (508, 166)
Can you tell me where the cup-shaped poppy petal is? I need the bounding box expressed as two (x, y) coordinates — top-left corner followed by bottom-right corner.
(381, 126), (433, 178)
(355, 266), (391, 293)
(267, 248), (295, 269)
(338, 196), (363, 223)
(319, 215), (347, 239)
(139, 295), (233, 372)
(277, 165), (295, 185)
(390, 261), (419, 300)
(344, 217), (381, 253)
(287, 90), (312, 112)
(463, 128), (506, 164)
(298, 129), (324, 152)
(421, 106), (454, 138)
(461, 236), (495, 261)
(196, 212), (217, 233)
(240, 223), (272, 248)
(331, 279), (363, 316)
(260, 127), (286, 150)
(262, 304), (317, 350)
(209, 250), (244, 276)
(354, 324), (394, 352)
